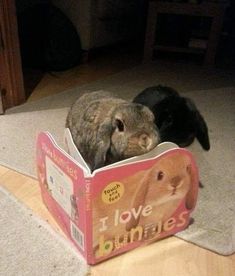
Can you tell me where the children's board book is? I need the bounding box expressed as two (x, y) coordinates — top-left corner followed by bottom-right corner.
(36, 128), (199, 265)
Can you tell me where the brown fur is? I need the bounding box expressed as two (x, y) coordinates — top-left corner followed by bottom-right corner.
(66, 91), (160, 171)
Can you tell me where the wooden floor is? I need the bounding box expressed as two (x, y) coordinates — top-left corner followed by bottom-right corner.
(1, 48), (234, 276)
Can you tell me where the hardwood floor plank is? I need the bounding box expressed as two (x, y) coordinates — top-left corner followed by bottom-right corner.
(0, 165), (10, 176)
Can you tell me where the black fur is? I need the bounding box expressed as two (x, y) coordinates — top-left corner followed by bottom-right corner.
(133, 85), (210, 150)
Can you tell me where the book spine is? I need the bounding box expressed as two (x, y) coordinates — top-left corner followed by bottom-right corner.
(84, 176), (93, 263)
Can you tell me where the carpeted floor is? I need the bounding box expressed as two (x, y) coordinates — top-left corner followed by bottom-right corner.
(0, 63), (235, 257)
(0, 186), (89, 276)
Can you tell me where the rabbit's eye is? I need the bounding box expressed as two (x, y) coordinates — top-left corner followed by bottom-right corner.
(157, 171), (164, 181)
(166, 115), (173, 123)
(115, 119), (124, 132)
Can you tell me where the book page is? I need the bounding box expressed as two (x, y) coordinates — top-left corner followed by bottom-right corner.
(63, 129), (178, 176)
(64, 128), (91, 175)
(94, 142), (179, 174)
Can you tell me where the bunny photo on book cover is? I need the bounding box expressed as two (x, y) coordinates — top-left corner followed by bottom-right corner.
(92, 151), (198, 258)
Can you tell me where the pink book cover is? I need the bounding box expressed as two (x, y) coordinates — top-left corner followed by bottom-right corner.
(36, 129), (199, 265)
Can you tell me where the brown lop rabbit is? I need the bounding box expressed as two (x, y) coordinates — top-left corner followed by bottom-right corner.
(66, 91), (160, 171)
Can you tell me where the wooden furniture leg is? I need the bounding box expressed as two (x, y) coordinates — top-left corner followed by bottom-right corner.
(143, 1), (157, 63)
(0, 0), (25, 112)
(204, 9), (226, 66)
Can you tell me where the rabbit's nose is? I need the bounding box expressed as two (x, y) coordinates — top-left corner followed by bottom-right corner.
(171, 176), (182, 188)
(139, 134), (152, 150)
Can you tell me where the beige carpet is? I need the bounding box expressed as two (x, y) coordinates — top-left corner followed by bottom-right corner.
(0, 63), (235, 257)
(0, 186), (89, 275)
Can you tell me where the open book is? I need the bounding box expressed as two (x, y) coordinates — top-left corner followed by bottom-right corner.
(36, 129), (199, 264)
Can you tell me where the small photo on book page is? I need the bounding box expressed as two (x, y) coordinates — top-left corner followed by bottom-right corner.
(46, 156), (73, 217)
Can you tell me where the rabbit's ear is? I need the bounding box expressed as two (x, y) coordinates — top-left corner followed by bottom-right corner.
(185, 98), (210, 150)
(93, 120), (113, 170)
(126, 172), (149, 231)
(195, 111), (210, 150)
(83, 102), (100, 123)
(185, 164), (198, 210)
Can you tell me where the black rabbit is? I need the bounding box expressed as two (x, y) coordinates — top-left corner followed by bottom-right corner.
(133, 85), (210, 150)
